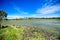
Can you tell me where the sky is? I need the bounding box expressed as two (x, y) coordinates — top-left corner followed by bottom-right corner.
(0, 0), (60, 19)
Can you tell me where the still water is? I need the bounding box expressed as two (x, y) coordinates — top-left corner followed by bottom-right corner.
(2, 19), (60, 35)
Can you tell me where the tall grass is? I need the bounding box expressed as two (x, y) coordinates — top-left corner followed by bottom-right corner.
(0, 26), (59, 40)
(0, 26), (46, 40)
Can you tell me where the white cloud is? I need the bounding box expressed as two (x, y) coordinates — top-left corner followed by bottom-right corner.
(7, 15), (24, 19)
(37, 5), (60, 14)
(30, 14), (59, 18)
(41, 15), (59, 18)
(31, 14), (37, 17)
(36, 0), (60, 17)
(30, 14), (42, 18)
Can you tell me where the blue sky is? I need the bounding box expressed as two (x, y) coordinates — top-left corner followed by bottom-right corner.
(0, 0), (60, 19)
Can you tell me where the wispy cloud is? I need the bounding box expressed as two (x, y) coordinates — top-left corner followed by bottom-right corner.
(14, 7), (21, 13)
(21, 12), (28, 14)
(42, 0), (58, 7)
(14, 6), (28, 15)
(43, 0), (52, 7)
(37, 5), (60, 14)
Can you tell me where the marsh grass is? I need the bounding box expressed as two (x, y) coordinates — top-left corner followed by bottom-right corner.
(0, 26), (59, 40)
(0, 19), (60, 40)
(0, 26), (46, 40)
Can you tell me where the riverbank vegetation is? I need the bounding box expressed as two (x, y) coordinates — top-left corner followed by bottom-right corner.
(0, 25), (60, 40)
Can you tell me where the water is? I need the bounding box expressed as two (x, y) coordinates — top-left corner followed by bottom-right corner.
(2, 19), (60, 35)
(3, 19), (60, 28)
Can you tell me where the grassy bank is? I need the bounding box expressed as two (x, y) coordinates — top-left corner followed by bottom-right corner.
(0, 26), (59, 40)
(0, 26), (46, 40)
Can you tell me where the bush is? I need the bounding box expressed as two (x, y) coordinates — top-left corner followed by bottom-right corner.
(2, 26), (8, 28)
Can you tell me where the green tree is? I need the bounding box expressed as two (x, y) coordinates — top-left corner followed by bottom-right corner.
(0, 10), (7, 28)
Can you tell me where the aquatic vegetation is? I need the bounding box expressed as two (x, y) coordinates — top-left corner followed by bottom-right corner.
(0, 25), (59, 40)
(0, 19), (60, 40)
(0, 26), (45, 40)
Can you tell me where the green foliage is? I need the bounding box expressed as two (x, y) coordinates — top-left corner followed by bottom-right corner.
(0, 10), (7, 28)
(0, 26), (46, 40)
(0, 26), (60, 40)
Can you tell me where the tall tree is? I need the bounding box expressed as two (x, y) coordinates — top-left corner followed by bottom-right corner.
(0, 10), (7, 28)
